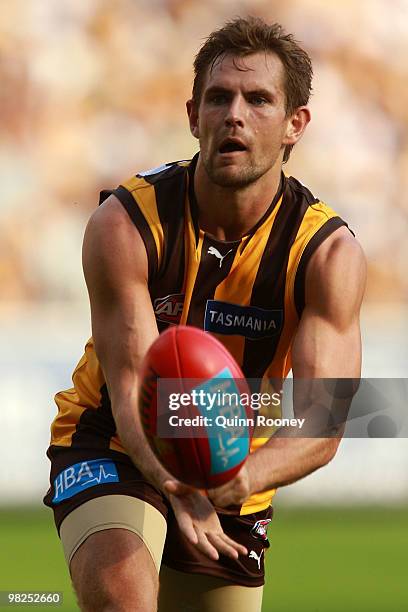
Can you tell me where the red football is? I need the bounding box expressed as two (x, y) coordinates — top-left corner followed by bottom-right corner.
(138, 326), (253, 488)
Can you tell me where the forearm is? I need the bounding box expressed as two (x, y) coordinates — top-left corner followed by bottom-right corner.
(247, 436), (338, 493)
(110, 385), (174, 493)
(92, 316), (166, 488)
(247, 378), (348, 494)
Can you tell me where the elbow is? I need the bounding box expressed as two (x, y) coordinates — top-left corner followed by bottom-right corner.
(320, 437), (341, 466)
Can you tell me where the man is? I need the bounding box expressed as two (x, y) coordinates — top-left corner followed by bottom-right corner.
(44, 16), (366, 612)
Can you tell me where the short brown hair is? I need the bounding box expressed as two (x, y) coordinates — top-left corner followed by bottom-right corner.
(192, 17), (313, 162)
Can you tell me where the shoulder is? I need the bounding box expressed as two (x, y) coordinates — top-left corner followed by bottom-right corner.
(287, 177), (350, 247)
(98, 160), (192, 211)
(121, 159), (191, 191)
(83, 194), (149, 283)
(308, 226), (366, 277)
(305, 227), (366, 326)
(86, 194), (143, 245)
(286, 174), (363, 274)
(287, 176), (346, 224)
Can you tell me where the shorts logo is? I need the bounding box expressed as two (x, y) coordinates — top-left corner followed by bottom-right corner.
(249, 549), (264, 570)
(154, 294), (184, 324)
(52, 459), (119, 504)
(204, 300), (283, 339)
(251, 518), (272, 544)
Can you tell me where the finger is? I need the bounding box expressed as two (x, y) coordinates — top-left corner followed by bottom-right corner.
(207, 532), (239, 560)
(208, 490), (238, 508)
(207, 532), (247, 559)
(207, 491), (224, 506)
(219, 533), (248, 556)
(207, 483), (227, 497)
(208, 483), (247, 508)
(207, 481), (234, 499)
(163, 479), (195, 497)
(174, 508), (199, 545)
(195, 528), (219, 561)
(207, 488), (218, 503)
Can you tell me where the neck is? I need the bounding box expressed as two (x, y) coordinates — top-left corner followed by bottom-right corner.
(194, 156), (283, 241)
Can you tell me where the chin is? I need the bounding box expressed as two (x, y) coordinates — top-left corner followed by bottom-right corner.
(208, 165), (262, 189)
(213, 175), (252, 189)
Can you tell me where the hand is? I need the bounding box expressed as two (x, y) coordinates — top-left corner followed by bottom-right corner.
(207, 464), (252, 508)
(163, 480), (247, 561)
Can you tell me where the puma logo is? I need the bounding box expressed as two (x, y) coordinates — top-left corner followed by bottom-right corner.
(249, 549), (264, 570)
(207, 246), (233, 268)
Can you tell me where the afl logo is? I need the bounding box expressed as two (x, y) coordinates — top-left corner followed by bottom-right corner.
(154, 294), (184, 324)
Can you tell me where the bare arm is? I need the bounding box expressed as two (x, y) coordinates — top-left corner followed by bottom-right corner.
(83, 195), (246, 559)
(210, 227), (367, 506)
(82, 195), (171, 489)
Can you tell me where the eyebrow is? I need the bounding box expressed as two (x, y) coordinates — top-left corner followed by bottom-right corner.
(204, 86), (231, 96)
(204, 85), (276, 99)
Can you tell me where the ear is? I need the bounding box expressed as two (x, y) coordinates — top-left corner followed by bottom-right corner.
(282, 106), (311, 146)
(186, 99), (200, 139)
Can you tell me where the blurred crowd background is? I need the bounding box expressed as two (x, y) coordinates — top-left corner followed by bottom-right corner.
(1, 0), (408, 306)
(1, 0), (407, 505)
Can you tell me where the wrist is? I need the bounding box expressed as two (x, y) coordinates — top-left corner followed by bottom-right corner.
(119, 432), (171, 493)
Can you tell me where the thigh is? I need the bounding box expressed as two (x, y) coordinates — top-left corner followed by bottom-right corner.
(64, 496), (167, 611)
(44, 446), (169, 610)
(60, 494), (167, 571)
(70, 526), (160, 611)
(158, 566), (263, 612)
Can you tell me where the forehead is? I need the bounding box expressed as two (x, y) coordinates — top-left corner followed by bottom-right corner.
(203, 51), (285, 94)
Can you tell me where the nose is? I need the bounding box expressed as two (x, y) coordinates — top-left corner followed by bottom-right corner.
(224, 95), (245, 128)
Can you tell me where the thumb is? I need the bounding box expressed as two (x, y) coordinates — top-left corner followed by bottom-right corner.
(163, 479), (194, 497)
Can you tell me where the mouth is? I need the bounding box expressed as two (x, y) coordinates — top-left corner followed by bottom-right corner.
(218, 138), (248, 155)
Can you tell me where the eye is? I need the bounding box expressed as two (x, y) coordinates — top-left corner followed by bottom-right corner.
(248, 95), (268, 106)
(209, 94), (228, 105)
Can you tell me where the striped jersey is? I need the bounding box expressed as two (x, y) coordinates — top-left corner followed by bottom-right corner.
(49, 154), (348, 514)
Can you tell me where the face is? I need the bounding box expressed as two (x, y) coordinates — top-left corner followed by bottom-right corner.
(188, 52), (305, 189)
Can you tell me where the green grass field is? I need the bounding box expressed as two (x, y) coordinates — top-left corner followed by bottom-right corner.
(0, 505), (407, 611)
